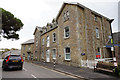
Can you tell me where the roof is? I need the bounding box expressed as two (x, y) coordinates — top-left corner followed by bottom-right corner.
(33, 26), (42, 35)
(2, 50), (21, 58)
(21, 39), (34, 45)
(56, 2), (112, 21)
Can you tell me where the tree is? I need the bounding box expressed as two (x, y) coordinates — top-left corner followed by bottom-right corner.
(0, 8), (23, 40)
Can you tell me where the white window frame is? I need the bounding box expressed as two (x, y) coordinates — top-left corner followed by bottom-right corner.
(36, 40), (38, 47)
(52, 32), (56, 42)
(96, 27), (99, 38)
(28, 45), (31, 50)
(42, 38), (44, 45)
(52, 48), (56, 59)
(64, 26), (70, 38)
(63, 11), (69, 21)
(41, 51), (44, 59)
(46, 35), (50, 47)
(64, 47), (71, 60)
(94, 15), (98, 22)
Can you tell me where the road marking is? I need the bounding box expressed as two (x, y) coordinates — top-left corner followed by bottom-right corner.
(31, 74), (39, 80)
(31, 74), (37, 78)
(23, 67), (27, 71)
(30, 62), (78, 78)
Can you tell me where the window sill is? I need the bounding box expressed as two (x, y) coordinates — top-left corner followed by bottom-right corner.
(53, 41), (56, 43)
(53, 58), (56, 60)
(64, 37), (70, 40)
(64, 59), (71, 62)
(96, 37), (100, 40)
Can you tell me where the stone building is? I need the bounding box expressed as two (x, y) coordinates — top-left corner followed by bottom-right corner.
(21, 39), (34, 61)
(33, 2), (114, 67)
(33, 27), (42, 61)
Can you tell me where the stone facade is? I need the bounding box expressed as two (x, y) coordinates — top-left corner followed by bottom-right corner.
(33, 2), (113, 67)
(33, 27), (42, 61)
(21, 39), (34, 61)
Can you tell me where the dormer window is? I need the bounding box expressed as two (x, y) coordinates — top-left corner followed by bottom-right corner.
(63, 11), (69, 22)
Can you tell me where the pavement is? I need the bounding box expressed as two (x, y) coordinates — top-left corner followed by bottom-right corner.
(31, 61), (120, 80)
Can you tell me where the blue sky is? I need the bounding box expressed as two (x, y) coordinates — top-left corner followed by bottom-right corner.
(0, 0), (119, 49)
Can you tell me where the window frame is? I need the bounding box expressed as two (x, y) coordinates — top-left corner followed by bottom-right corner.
(63, 11), (69, 22)
(96, 27), (99, 38)
(64, 47), (71, 60)
(41, 51), (44, 59)
(52, 32), (56, 42)
(42, 38), (45, 45)
(52, 48), (56, 59)
(36, 40), (38, 47)
(46, 35), (50, 47)
(94, 15), (98, 22)
(64, 26), (70, 38)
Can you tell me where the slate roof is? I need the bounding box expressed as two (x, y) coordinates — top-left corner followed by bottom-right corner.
(21, 39), (34, 45)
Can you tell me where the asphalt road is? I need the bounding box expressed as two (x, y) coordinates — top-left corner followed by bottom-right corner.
(1, 61), (79, 80)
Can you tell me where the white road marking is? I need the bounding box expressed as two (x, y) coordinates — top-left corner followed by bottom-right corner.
(31, 74), (37, 78)
(30, 62), (78, 78)
(23, 67), (27, 71)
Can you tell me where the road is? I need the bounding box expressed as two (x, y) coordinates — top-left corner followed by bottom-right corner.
(0, 60), (79, 80)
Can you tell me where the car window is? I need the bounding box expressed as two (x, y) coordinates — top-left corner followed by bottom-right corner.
(5, 56), (9, 59)
(9, 56), (21, 60)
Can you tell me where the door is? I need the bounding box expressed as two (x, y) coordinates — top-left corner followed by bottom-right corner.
(46, 50), (50, 62)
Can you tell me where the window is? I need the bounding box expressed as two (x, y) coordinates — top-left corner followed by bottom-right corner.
(53, 33), (56, 42)
(28, 45), (31, 50)
(24, 46), (25, 50)
(94, 15), (97, 22)
(64, 47), (71, 60)
(96, 28), (99, 38)
(64, 27), (70, 38)
(36, 41), (38, 46)
(42, 38), (44, 45)
(96, 47), (101, 59)
(46, 36), (50, 47)
(41, 51), (44, 59)
(52, 49), (56, 59)
(63, 11), (69, 21)
(35, 51), (37, 59)
(23, 53), (25, 57)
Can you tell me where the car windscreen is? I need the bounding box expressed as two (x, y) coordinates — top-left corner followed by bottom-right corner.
(9, 56), (21, 60)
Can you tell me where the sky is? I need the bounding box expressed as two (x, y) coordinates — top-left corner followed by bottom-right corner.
(0, 0), (119, 49)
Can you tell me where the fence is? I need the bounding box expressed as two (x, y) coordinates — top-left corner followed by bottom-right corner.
(81, 58), (113, 68)
(81, 60), (97, 68)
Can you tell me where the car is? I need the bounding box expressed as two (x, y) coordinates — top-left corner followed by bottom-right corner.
(2, 55), (24, 70)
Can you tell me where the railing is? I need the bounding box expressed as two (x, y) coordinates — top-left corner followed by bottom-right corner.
(81, 58), (113, 68)
(81, 60), (97, 68)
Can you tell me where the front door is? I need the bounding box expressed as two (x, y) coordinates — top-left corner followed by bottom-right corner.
(46, 50), (50, 62)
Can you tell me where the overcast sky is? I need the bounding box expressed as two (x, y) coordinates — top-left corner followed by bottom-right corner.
(0, 0), (119, 49)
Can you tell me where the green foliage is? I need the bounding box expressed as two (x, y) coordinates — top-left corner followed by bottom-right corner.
(0, 8), (23, 40)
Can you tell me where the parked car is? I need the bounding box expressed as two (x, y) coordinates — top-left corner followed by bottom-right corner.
(2, 55), (24, 70)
